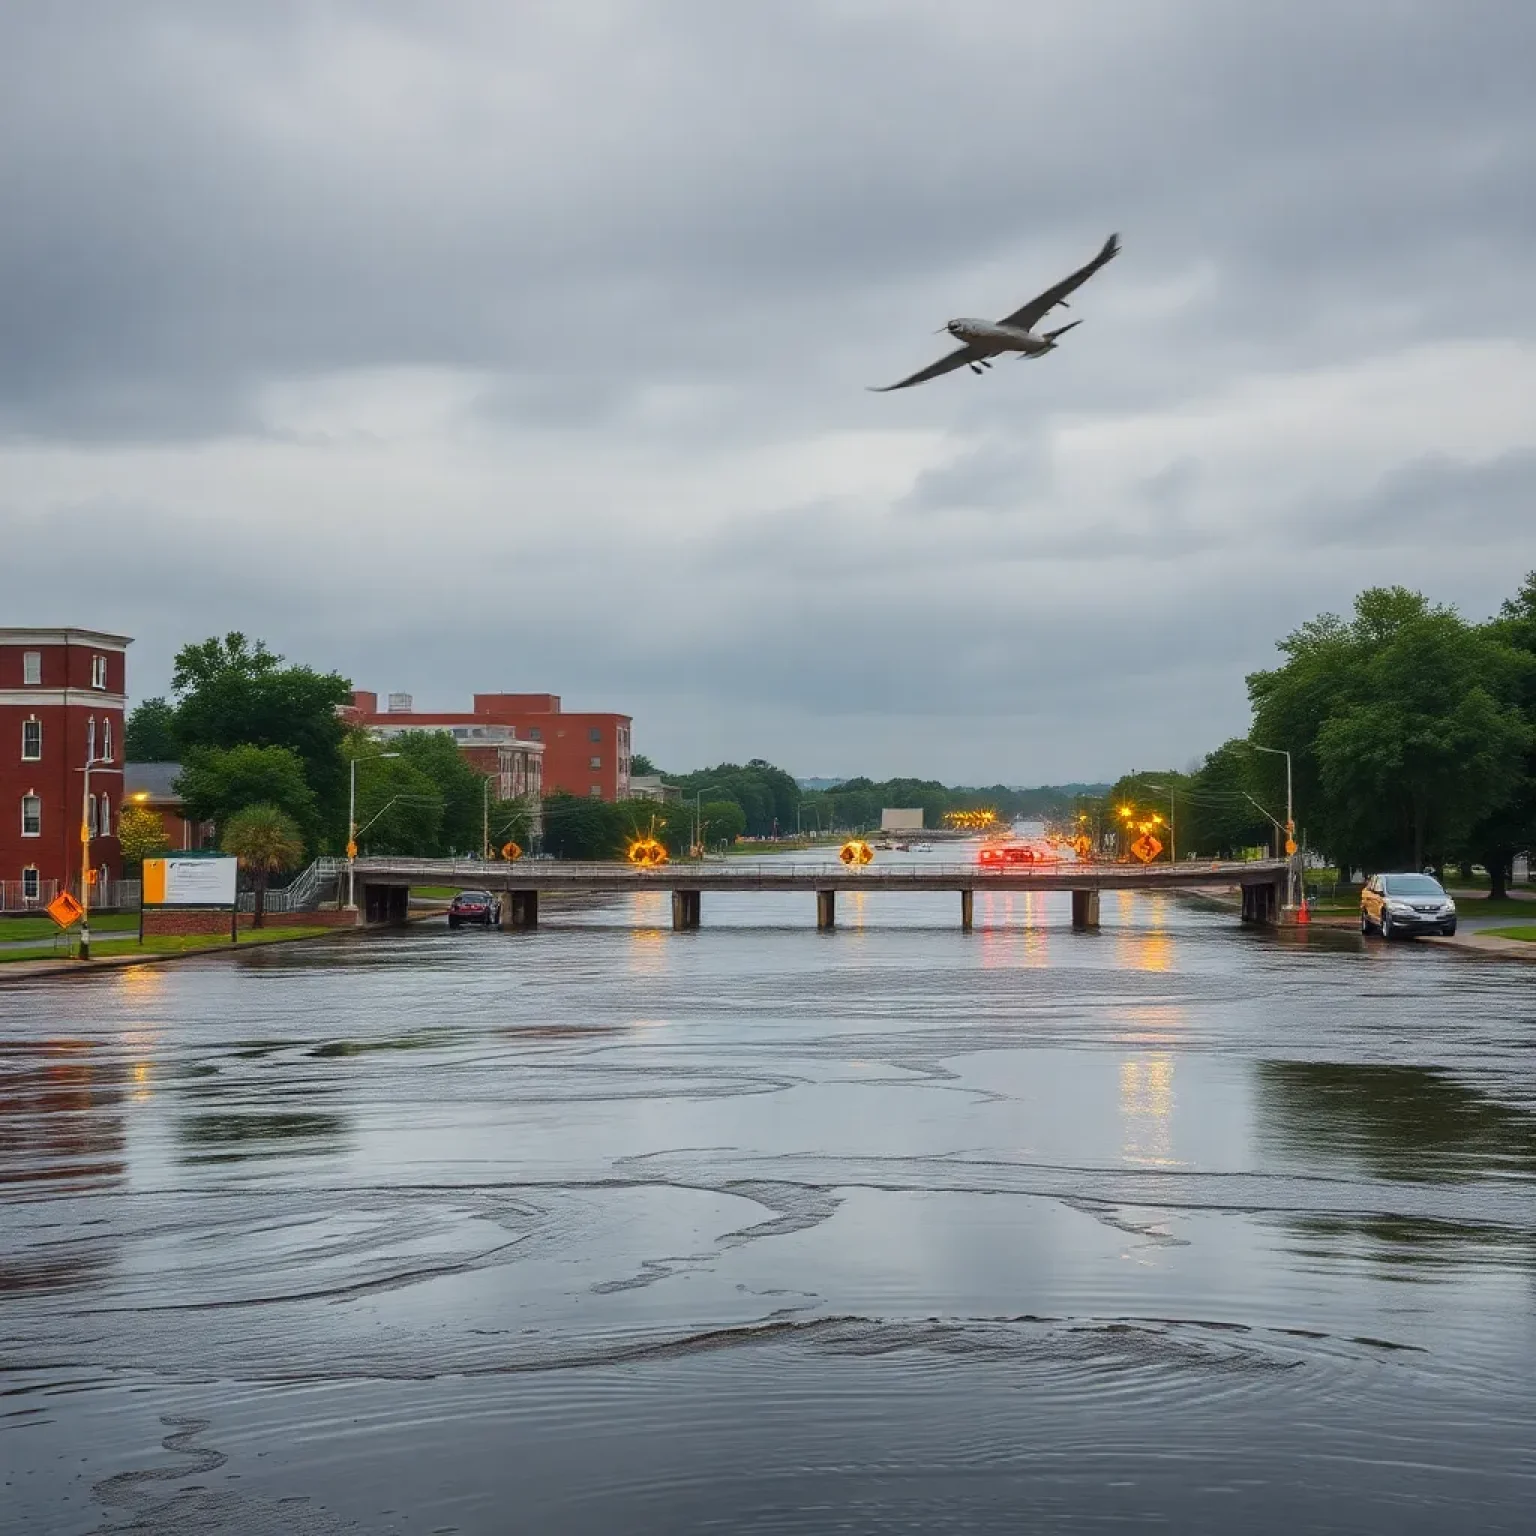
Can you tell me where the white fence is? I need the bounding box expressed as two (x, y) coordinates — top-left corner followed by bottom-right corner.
(1, 879), (59, 913)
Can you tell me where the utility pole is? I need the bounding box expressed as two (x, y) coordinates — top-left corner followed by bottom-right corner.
(79, 756), (93, 960)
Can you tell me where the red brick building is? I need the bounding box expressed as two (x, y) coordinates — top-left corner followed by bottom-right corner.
(123, 762), (215, 852)
(1, 628), (130, 910)
(344, 690), (630, 802)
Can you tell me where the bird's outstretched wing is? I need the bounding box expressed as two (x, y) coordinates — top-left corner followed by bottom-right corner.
(868, 341), (984, 393)
(998, 233), (1120, 334)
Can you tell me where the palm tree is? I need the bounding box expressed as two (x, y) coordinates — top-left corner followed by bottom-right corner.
(221, 804), (305, 928)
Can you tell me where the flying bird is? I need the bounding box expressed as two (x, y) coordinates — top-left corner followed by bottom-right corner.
(870, 233), (1121, 392)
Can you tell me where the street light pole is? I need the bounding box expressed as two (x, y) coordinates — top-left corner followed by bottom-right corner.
(347, 751), (400, 910)
(1252, 745), (1296, 907)
(692, 785), (725, 858)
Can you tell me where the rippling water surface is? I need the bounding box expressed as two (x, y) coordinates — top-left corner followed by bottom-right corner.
(4, 858), (1536, 1532)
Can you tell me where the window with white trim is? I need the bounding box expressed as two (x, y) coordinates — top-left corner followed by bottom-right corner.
(102, 718), (113, 761)
(98, 795), (110, 837)
(21, 795), (41, 836)
(23, 651), (42, 685)
(589, 785), (602, 797)
(87, 795), (98, 836)
(86, 717), (96, 762)
(22, 866), (40, 901)
(589, 756), (602, 770)
(92, 654), (108, 689)
(22, 718), (41, 760)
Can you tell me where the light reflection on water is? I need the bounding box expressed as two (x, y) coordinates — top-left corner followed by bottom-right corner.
(4, 872), (1536, 1533)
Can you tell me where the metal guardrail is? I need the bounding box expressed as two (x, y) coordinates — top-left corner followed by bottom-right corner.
(346, 855), (1288, 885)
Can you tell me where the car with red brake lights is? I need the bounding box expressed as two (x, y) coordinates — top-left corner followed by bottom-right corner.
(448, 889), (501, 929)
(977, 842), (1057, 868)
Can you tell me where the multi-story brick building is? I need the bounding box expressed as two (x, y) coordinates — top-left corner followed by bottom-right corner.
(1, 628), (130, 910)
(343, 692), (546, 836)
(471, 695), (631, 802)
(343, 690), (630, 802)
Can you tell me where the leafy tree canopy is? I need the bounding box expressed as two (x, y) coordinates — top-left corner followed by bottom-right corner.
(175, 744), (319, 850)
(124, 697), (179, 761)
(170, 633), (352, 838)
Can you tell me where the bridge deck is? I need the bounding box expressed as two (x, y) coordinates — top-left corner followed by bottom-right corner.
(352, 857), (1287, 893)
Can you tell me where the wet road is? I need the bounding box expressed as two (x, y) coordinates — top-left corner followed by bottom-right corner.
(4, 861), (1536, 1532)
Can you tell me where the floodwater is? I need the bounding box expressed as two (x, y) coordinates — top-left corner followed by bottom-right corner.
(4, 853), (1536, 1533)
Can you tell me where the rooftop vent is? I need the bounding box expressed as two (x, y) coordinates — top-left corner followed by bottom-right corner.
(386, 692), (413, 714)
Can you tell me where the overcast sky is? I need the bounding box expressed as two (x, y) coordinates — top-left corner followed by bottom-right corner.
(3, 1), (1534, 783)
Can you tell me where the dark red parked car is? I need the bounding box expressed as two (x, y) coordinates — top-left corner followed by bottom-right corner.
(448, 890), (501, 929)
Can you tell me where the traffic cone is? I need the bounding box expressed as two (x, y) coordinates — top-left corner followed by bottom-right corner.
(1297, 898), (1310, 926)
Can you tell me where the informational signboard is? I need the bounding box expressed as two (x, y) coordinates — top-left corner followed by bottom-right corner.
(142, 856), (239, 907)
(880, 808), (924, 832)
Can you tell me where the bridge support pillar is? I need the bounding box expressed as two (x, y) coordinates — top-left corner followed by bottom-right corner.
(816, 889), (836, 930)
(671, 889), (701, 930)
(960, 888), (974, 932)
(1071, 889), (1100, 930)
(1240, 882), (1281, 925)
(503, 889), (539, 930)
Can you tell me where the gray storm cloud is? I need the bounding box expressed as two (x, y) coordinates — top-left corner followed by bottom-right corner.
(2, 1), (1534, 781)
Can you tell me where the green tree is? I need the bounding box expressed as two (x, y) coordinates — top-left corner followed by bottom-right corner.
(170, 633), (352, 842)
(117, 804), (171, 872)
(124, 697), (179, 760)
(222, 804), (305, 928)
(175, 744), (319, 848)
(540, 791), (630, 859)
(388, 732), (491, 854)
(347, 742), (445, 856)
(1249, 587), (1533, 875)
(1177, 740), (1274, 858)
(630, 753), (657, 776)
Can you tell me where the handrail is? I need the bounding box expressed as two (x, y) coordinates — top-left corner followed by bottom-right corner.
(347, 856), (1286, 881)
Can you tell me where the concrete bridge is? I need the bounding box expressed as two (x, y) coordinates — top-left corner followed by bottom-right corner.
(347, 857), (1290, 931)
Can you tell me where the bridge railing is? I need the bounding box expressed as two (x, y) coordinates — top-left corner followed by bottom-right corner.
(346, 856), (1285, 882)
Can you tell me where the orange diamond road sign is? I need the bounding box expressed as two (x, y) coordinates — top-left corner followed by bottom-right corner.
(47, 891), (84, 928)
(1284, 838), (1298, 856)
(345, 840), (358, 859)
(1131, 834), (1164, 864)
(501, 841), (523, 862)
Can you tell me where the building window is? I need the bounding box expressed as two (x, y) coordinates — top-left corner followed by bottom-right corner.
(86, 717), (96, 762)
(98, 795), (110, 837)
(529, 728), (542, 741)
(21, 795), (41, 836)
(589, 755), (602, 770)
(92, 654), (108, 689)
(22, 866), (40, 901)
(23, 651), (42, 685)
(589, 728), (602, 743)
(589, 785), (602, 797)
(87, 795), (98, 836)
(102, 718), (113, 761)
(22, 718), (41, 760)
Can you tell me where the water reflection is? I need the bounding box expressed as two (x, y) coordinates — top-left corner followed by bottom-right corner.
(1255, 1061), (1536, 1276)
(177, 1111), (350, 1165)
(1120, 1053), (1177, 1166)
(0, 1040), (126, 1190)
(1255, 1062), (1536, 1182)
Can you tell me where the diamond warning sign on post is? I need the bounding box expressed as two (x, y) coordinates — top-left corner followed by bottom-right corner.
(46, 891), (84, 928)
(1130, 833), (1164, 864)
